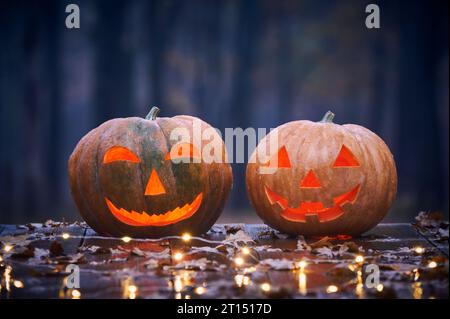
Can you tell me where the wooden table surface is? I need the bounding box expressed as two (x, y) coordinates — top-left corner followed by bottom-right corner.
(0, 217), (448, 299)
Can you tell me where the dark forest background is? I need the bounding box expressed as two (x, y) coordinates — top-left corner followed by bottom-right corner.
(0, 0), (448, 224)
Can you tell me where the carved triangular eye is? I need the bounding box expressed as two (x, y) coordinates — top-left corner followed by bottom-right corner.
(333, 145), (360, 167)
(263, 146), (291, 168)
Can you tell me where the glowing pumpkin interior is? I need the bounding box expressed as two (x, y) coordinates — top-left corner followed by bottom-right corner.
(102, 144), (203, 227)
(263, 144), (361, 223)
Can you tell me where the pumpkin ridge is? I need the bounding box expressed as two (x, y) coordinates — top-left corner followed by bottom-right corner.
(170, 115), (232, 231)
(77, 126), (111, 235)
(93, 121), (129, 235)
(69, 130), (101, 233)
(134, 119), (167, 215)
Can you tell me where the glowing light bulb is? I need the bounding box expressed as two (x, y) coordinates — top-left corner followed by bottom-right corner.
(376, 284), (384, 292)
(298, 271), (307, 296)
(174, 276), (183, 292)
(128, 285), (137, 294)
(427, 261), (437, 269)
(195, 286), (206, 295)
(260, 283), (271, 292)
(71, 289), (81, 299)
(413, 268), (420, 281)
(234, 257), (244, 266)
(297, 260), (307, 269)
(127, 285), (138, 299)
(234, 274), (244, 287)
(3, 244), (13, 252)
(241, 247), (250, 255)
(326, 285), (338, 293)
(355, 255), (364, 264)
(13, 280), (24, 288)
(174, 252), (184, 261)
(414, 246), (424, 254)
(121, 236), (132, 243)
(0, 255), (3, 262)
(4, 266), (11, 291)
(412, 282), (423, 299)
(62, 233), (70, 240)
(181, 233), (192, 242)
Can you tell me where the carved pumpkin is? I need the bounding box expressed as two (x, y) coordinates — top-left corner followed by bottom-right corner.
(69, 107), (232, 238)
(246, 111), (397, 236)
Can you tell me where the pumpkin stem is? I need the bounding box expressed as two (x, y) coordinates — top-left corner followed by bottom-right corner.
(320, 111), (335, 123)
(146, 106), (160, 120)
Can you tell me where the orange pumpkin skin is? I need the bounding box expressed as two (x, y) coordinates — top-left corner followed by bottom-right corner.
(246, 112), (397, 237)
(69, 107), (232, 238)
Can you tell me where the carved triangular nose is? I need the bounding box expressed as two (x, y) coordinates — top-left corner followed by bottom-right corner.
(145, 169), (166, 196)
(300, 170), (321, 188)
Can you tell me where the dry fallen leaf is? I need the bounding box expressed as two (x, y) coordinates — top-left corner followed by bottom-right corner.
(10, 245), (35, 259)
(43, 220), (64, 228)
(224, 230), (254, 244)
(49, 241), (64, 257)
(414, 211), (444, 228)
(254, 246), (283, 253)
(296, 236), (311, 251)
(310, 237), (333, 249)
(314, 246), (335, 258)
(52, 253), (86, 265)
(25, 223), (37, 231)
(80, 245), (111, 255)
(215, 245), (229, 254)
(130, 247), (170, 259)
(341, 241), (361, 253)
(259, 258), (295, 270)
(173, 258), (220, 271)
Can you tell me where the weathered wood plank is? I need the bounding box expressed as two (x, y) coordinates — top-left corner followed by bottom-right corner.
(261, 223), (447, 299)
(0, 224), (88, 299)
(412, 225), (449, 257)
(74, 233), (173, 298)
(364, 223), (423, 239)
(0, 224), (28, 236)
(1, 223), (448, 299)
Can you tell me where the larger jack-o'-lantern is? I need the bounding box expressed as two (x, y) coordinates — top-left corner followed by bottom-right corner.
(69, 107), (232, 238)
(246, 111), (397, 236)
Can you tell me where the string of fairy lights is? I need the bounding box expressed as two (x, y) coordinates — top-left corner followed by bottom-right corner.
(0, 230), (442, 299)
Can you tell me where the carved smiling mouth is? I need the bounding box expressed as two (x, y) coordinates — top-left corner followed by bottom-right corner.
(264, 185), (360, 223)
(105, 193), (203, 227)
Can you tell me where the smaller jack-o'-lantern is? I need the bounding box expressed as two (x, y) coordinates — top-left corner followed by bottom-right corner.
(68, 107), (232, 238)
(246, 111), (397, 236)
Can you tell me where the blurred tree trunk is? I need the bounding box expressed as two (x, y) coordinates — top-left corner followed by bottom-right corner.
(396, 0), (444, 212)
(147, 0), (182, 111)
(93, 0), (133, 123)
(229, 0), (261, 209)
